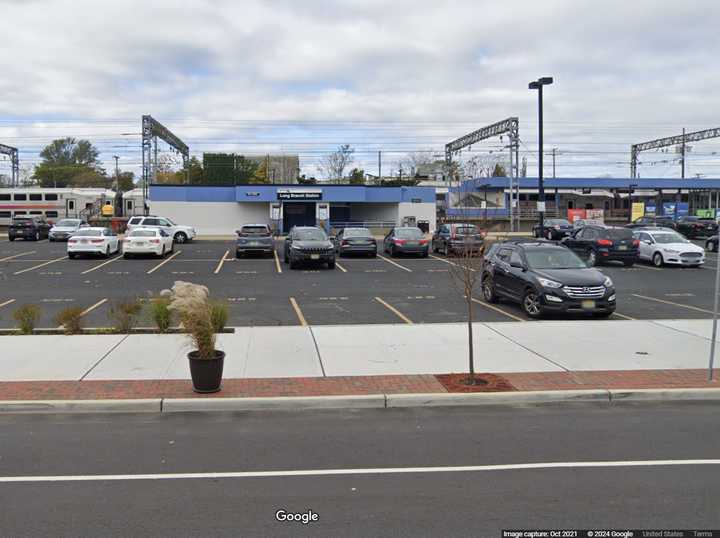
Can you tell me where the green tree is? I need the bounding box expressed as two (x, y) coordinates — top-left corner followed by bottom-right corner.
(116, 171), (135, 191)
(252, 159), (271, 184)
(176, 156), (204, 184)
(34, 137), (105, 188)
(492, 163), (507, 177)
(348, 168), (365, 184)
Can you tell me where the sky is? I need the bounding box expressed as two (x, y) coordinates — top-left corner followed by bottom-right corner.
(1, 0), (720, 181)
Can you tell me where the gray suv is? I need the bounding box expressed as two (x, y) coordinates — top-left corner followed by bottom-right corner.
(283, 226), (336, 269)
(236, 224), (274, 257)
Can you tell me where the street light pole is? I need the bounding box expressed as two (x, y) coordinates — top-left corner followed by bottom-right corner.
(529, 77), (553, 236)
(113, 155), (120, 191)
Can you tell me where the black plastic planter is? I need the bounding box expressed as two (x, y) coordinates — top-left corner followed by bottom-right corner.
(188, 350), (225, 393)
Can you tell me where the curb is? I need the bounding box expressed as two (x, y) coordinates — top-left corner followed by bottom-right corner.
(0, 389), (718, 414)
(0, 399), (162, 414)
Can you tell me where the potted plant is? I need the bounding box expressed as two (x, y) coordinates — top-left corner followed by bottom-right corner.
(166, 281), (225, 393)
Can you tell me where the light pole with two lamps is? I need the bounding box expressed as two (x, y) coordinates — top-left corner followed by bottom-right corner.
(528, 76), (553, 234)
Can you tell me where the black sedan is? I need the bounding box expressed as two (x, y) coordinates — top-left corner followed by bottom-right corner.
(283, 226), (335, 269)
(531, 218), (574, 240)
(333, 227), (377, 257)
(675, 216), (718, 239)
(383, 227), (429, 257)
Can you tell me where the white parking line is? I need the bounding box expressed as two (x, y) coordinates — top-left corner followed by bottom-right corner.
(374, 296), (413, 324)
(146, 250), (181, 274)
(0, 250), (36, 262)
(470, 297), (526, 322)
(334, 261), (347, 273)
(213, 250), (230, 274)
(274, 250), (283, 274)
(13, 256), (68, 275)
(377, 255), (412, 272)
(0, 299), (16, 309)
(611, 312), (636, 320)
(79, 298), (108, 317)
(2, 459), (716, 483)
(80, 255), (123, 275)
(429, 254), (477, 272)
(634, 263), (662, 271)
(631, 293), (714, 314)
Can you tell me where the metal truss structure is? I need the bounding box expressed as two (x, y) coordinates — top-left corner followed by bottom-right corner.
(631, 126), (720, 178)
(0, 143), (19, 186)
(445, 117), (520, 230)
(142, 115), (189, 213)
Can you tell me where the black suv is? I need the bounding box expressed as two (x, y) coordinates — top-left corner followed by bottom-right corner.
(562, 225), (639, 266)
(675, 216), (718, 239)
(481, 240), (616, 318)
(626, 216), (676, 230)
(283, 226), (335, 269)
(8, 216), (51, 241)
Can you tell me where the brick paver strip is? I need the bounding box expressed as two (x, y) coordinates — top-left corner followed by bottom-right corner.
(0, 370), (717, 400)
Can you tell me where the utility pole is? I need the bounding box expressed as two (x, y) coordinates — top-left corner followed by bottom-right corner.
(399, 164), (403, 182)
(378, 150), (382, 183)
(552, 147), (558, 178)
(113, 155), (120, 190)
(681, 128), (686, 179)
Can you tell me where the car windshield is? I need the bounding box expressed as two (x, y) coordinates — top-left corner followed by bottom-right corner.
(606, 229), (634, 240)
(343, 228), (371, 238)
(129, 230), (157, 237)
(546, 219), (570, 226)
(652, 233), (689, 244)
(395, 228), (423, 239)
(525, 248), (587, 269)
(241, 226), (270, 236)
(295, 229), (327, 241)
(73, 229), (103, 237)
(56, 219), (80, 227)
(454, 225), (478, 235)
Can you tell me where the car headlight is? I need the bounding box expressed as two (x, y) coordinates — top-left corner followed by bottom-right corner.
(537, 277), (562, 289)
(603, 275), (613, 288)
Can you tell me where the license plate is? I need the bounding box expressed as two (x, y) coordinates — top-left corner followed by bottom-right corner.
(618, 245), (627, 250)
(406, 242), (418, 247)
(81, 240), (88, 244)
(135, 242), (145, 246)
(581, 300), (596, 309)
(310, 254), (320, 260)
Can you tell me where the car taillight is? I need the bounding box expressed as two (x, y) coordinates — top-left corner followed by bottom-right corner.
(694, 223), (704, 228)
(149, 239), (160, 244)
(341, 240), (349, 246)
(90, 239), (104, 244)
(68, 239), (77, 244)
(632, 239), (640, 247)
(419, 239), (429, 245)
(597, 239), (612, 246)
(394, 239), (406, 245)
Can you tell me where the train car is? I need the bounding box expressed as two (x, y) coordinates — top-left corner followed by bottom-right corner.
(0, 188), (119, 226)
(120, 188), (147, 217)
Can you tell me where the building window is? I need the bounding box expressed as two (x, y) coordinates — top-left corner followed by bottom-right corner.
(14, 194), (27, 201)
(0, 211), (10, 218)
(45, 193), (58, 201)
(14, 211), (27, 216)
(567, 200), (574, 209)
(0, 194), (10, 201)
(29, 193), (42, 201)
(29, 211), (43, 215)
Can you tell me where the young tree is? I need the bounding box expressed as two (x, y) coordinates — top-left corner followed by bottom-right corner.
(34, 137), (105, 187)
(401, 151), (434, 177)
(116, 171), (136, 191)
(318, 144), (354, 180)
(348, 167), (365, 184)
(251, 159), (271, 184)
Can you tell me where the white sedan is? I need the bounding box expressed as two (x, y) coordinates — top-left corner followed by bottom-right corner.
(67, 227), (120, 258)
(633, 229), (705, 267)
(123, 227), (174, 258)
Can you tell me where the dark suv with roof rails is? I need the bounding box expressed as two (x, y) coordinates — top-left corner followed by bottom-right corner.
(481, 240), (616, 318)
(562, 225), (639, 266)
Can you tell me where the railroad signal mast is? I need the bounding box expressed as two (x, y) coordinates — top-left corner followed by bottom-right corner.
(631, 126), (720, 179)
(0, 143), (20, 187)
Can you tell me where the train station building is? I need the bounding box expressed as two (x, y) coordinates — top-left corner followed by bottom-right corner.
(148, 184), (437, 235)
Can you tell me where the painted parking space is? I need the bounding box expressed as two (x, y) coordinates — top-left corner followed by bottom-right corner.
(290, 295), (402, 326)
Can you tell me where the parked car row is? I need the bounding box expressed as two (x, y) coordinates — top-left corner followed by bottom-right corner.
(626, 215), (718, 238)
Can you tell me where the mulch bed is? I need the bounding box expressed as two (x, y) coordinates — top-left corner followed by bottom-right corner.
(435, 373), (517, 393)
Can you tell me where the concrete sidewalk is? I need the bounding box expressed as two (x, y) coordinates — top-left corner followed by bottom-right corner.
(0, 319), (718, 382)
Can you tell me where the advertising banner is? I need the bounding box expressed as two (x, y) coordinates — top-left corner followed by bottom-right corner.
(696, 209), (713, 218)
(567, 209), (586, 223)
(631, 202), (645, 221)
(585, 209), (605, 224)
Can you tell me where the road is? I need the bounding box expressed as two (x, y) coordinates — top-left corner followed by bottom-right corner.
(0, 404), (718, 536)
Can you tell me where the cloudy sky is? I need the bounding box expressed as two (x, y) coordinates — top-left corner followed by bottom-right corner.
(1, 0), (719, 180)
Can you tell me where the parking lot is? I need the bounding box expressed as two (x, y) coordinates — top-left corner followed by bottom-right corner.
(0, 235), (718, 329)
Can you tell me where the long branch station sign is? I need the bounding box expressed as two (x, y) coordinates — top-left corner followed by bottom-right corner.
(277, 189), (322, 201)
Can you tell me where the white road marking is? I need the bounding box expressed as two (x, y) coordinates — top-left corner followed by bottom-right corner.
(631, 293), (714, 314)
(0, 251), (36, 262)
(0, 299), (16, 309)
(429, 254), (477, 272)
(611, 312), (636, 320)
(634, 263), (662, 271)
(0, 460), (717, 483)
(13, 256), (68, 275)
(274, 250), (282, 274)
(80, 255), (123, 275)
(374, 296), (413, 324)
(79, 298), (108, 318)
(377, 255), (412, 272)
(470, 297), (526, 322)
(334, 261), (347, 273)
(146, 250), (181, 274)
(213, 250), (230, 274)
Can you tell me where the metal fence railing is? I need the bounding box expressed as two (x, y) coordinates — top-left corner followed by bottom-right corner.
(329, 221), (397, 229)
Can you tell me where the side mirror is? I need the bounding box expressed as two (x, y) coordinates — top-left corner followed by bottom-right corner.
(329, 235), (336, 241)
(510, 260), (526, 270)
(643, 239), (653, 245)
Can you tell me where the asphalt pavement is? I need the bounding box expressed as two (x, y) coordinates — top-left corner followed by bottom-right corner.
(0, 404), (718, 536)
(0, 237), (718, 328)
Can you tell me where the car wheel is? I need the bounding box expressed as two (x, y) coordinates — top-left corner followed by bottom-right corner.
(522, 289), (543, 318)
(327, 259), (335, 269)
(587, 250), (598, 267)
(123, 253), (131, 259)
(236, 251), (242, 259)
(422, 248), (429, 258)
(482, 276), (499, 303)
(545, 230), (553, 240)
(174, 232), (187, 244)
(34, 231), (40, 241)
(289, 257), (298, 270)
(390, 245), (397, 258)
(592, 311), (613, 318)
(159, 245), (166, 258)
(68, 252), (76, 259)
(49, 237), (55, 242)
(652, 252), (664, 267)
(8, 237), (14, 241)
(105, 246), (110, 258)
(283, 248), (289, 263)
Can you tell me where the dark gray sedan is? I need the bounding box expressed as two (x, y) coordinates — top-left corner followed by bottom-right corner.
(383, 227), (429, 257)
(333, 227), (377, 257)
(236, 224), (275, 257)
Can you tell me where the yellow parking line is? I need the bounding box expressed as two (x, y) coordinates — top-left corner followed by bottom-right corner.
(274, 250), (283, 274)
(378, 255), (412, 273)
(213, 250), (230, 274)
(631, 293), (714, 314)
(289, 297), (307, 326)
(80, 255), (123, 275)
(13, 256), (68, 275)
(0, 299), (16, 309)
(79, 298), (108, 317)
(470, 297), (526, 322)
(374, 296), (413, 324)
(429, 254), (477, 272)
(335, 261), (347, 273)
(0, 251), (36, 262)
(611, 312), (636, 320)
(146, 250), (181, 274)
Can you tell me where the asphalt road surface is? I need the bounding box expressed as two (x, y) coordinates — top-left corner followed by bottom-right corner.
(0, 404), (718, 537)
(0, 238), (718, 328)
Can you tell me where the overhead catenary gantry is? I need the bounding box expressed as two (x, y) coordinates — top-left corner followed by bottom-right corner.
(631, 126), (720, 179)
(0, 143), (19, 186)
(445, 117), (520, 231)
(142, 115), (190, 213)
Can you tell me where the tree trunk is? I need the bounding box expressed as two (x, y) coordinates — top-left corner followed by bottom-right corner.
(467, 284), (475, 384)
